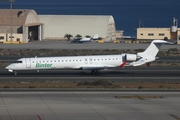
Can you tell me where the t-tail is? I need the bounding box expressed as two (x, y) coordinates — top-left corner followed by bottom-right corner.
(130, 40), (171, 66)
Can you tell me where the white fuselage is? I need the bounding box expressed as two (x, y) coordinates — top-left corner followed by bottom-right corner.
(5, 40), (171, 73)
(5, 55), (124, 71)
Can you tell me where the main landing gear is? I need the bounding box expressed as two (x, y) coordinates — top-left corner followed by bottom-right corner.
(90, 70), (100, 75)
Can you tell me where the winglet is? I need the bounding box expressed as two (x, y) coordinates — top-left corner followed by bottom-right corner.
(119, 60), (128, 68)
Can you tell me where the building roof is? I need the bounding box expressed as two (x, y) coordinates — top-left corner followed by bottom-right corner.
(0, 9), (42, 26)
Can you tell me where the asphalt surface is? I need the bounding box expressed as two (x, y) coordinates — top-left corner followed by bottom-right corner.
(0, 91), (180, 120)
(1, 41), (180, 120)
(0, 40), (179, 50)
(0, 66), (180, 82)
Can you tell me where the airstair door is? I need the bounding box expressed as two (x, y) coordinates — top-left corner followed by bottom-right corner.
(25, 58), (31, 68)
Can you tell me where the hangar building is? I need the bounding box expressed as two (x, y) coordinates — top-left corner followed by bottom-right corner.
(0, 9), (116, 43)
(0, 9), (43, 43)
(38, 15), (116, 42)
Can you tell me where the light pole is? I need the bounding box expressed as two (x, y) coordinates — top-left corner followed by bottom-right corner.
(9, 0), (15, 42)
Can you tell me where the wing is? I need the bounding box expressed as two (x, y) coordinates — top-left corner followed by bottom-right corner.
(75, 61), (127, 70)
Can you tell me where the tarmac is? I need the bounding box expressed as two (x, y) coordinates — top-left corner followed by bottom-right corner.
(0, 91), (180, 120)
(0, 40), (179, 50)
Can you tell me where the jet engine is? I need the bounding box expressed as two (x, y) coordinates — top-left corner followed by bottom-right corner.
(124, 54), (139, 61)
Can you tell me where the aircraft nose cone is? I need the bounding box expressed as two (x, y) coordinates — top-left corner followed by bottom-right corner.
(5, 64), (13, 69)
(5, 65), (10, 69)
(5, 65), (14, 72)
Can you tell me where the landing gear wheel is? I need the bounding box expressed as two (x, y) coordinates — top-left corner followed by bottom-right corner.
(14, 71), (17, 75)
(91, 70), (100, 75)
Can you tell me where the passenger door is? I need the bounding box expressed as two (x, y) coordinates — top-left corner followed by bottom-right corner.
(25, 58), (31, 68)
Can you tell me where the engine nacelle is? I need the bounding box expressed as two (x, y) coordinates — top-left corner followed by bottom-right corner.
(125, 54), (138, 61)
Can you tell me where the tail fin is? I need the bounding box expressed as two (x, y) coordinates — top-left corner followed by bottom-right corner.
(92, 34), (99, 40)
(137, 40), (169, 58)
(130, 40), (171, 66)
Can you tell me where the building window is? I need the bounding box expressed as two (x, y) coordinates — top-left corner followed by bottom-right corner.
(0, 36), (4, 39)
(140, 33), (143, 36)
(159, 33), (165, 36)
(9, 36), (14, 38)
(148, 33), (154, 36)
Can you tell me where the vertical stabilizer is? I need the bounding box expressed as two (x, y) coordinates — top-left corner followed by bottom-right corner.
(138, 40), (169, 58)
(92, 34), (99, 40)
(130, 40), (170, 66)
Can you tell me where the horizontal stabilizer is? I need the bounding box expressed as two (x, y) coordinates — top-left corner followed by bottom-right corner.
(130, 40), (173, 67)
(138, 40), (171, 58)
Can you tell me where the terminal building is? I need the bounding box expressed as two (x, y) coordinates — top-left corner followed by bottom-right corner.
(137, 18), (180, 44)
(0, 9), (116, 43)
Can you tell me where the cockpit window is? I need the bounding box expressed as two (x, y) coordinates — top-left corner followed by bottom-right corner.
(13, 61), (22, 63)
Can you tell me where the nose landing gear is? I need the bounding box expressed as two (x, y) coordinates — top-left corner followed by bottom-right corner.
(14, 71), (17, 75)
(7, 69), (17, 75)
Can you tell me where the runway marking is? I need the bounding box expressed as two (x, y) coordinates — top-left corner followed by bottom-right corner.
(37, 115), (42, 120)
(115, 95), (163, 100)
(169, 114), (180, 120)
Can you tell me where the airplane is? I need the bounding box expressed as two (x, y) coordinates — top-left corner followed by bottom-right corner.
(5, 40), (170, 75)
(71, 34), (99, 43)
